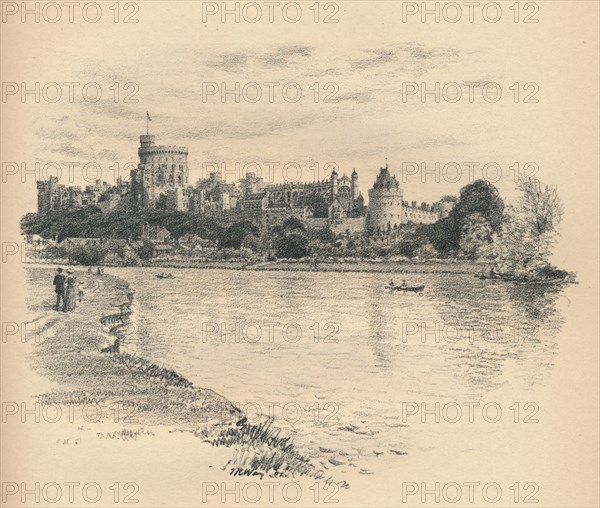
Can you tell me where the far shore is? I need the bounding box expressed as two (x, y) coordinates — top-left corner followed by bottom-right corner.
(25, 257), (491, 274)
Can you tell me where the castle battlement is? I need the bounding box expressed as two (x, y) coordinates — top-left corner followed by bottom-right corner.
(138, 146), (189, 155)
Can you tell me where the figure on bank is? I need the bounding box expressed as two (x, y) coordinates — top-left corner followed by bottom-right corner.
(63, 269), (77, 312)
(53, 267), (65, 311)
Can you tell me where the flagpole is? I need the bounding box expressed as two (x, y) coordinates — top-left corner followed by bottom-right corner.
(146, 112), (149, 135)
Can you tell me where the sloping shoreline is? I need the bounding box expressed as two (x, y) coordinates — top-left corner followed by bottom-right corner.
(29, 269), (241, 427)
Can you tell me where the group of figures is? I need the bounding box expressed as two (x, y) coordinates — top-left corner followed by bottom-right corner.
(52, 267), (84, 312)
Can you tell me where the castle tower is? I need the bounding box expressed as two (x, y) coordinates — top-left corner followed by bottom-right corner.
(37, 176), (59, 213)
(131, 134), (189, 211)
(351, 168), (359, 200)
(330, 169), (338, 200)
(366, 162), (404, 233)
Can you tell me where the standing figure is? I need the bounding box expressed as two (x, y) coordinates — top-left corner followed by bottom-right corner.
(78, 279), (85, 303)
(53, 267), (66, 311)
(97, 267), (102, 276)
(63, 269), (77, 312)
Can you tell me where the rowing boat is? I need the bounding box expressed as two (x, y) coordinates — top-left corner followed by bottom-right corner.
(386, 284), (425, 292)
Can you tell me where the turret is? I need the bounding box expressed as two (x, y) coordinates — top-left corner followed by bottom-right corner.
(351, 168), (359, 199)
(367, 163), (404, 234)
(330, 169), (338, 199)
(139, 134), (155, 147)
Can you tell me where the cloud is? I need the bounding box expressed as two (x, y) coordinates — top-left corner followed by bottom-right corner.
(206, 51), (249, 71)
(350, 43), (462, 75)
(207, 44), (314, 71)
(335, 91), (373, 103)
(351, 49), (398, 70)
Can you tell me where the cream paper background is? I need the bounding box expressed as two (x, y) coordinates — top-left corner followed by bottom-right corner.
(1, 1), (599, 506)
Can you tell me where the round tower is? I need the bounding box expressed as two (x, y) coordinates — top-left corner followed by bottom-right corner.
(135, 134), (189, 210)
(367, 163), (404, 233)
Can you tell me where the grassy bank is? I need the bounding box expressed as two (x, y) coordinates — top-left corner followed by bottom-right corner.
(30, 270), (239, 426)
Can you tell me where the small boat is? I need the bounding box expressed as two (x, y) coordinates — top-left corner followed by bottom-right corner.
(386, 284), (425, 293)
(155, 273), (176, 279)
(476, 274), (567, 285)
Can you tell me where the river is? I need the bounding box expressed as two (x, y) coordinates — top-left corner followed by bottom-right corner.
(101, 266), (568, 477)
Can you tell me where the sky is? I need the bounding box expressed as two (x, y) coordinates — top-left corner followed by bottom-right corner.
(2, 1), (599, 267)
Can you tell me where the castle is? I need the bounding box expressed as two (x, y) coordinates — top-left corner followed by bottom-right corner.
(36, 134), (452, 235)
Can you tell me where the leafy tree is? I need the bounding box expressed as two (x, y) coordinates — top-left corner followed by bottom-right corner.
(391, 226), (430, 258)
(414, 242), (438, 260)
(307, 227), (336, 243)
(275, 233), (309, 259)
(495, 178), (564, 277)
(440, 195), (459, 204)
(282, 216), (306, 232)
(419, 220), (452, 257)
(220, 221), (259, 249)
(135, 239), (155, 260)
(241, 233), (260, 252)
(458, 213), (495, 260)
(425, 180), (504, 255)
(68, 242), (110, 265)
(450, 180), (505, 232)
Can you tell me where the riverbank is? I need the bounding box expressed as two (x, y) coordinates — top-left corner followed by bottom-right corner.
(24, 266), (335, 483)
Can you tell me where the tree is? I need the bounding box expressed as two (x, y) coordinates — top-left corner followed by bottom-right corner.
(275, 233), (309, 259)
(439, 195), (459, 204)
(220, 221), (259, 249)
(241, 233), (260, 252)
(450, 180), (505, 232)
(427, 180), (505, 255)
(281, 216), (306, 232)
(307, 227), (336, 243)
(419, 219), (458, 257)
(495, 178), (564, 277)
(458, 213), (495, 260)
(414, 242), (438, 260)
(392, 226), (431, 258)
(135, 239), (155, 260)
